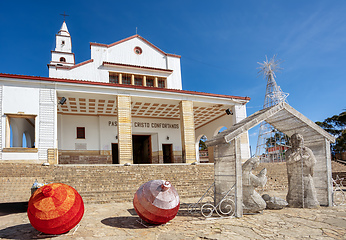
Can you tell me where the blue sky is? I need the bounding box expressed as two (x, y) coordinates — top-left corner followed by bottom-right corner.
(1, 1), (345, 151)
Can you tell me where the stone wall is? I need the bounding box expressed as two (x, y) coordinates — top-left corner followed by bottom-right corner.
(331, 160), (346, 180)
(0, 163), (214, 204)
(2, 161), (342, 204)
(335, 152), (346, 160)
(255, 162), (288, 192)
(58, 150), (112, 164)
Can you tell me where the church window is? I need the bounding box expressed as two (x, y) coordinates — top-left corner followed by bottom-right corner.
(5, 114), (36, 149)
(77, 127), (85, 139)
(61, 40), (65, 45)
(158, 78), (166, 88)
(134, 75), (143, 86)
(134, 46), (142, 55)
(146, 77), (154, 87)
(122, 74), (131, 85)
(109, 73), (119, 84)
(109, 72), (166, 88)
(60, 57), (66, 62)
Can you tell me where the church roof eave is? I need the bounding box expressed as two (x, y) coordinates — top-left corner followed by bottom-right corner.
(0, 73), (250, 103)
(102, 61), (173, 73)
(90, 35), (181, 58)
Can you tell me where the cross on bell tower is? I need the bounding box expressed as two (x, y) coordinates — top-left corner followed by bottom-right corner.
(60, 12), (69, 22)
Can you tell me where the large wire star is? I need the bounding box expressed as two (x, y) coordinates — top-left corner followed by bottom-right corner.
(257, 55), (282, 79)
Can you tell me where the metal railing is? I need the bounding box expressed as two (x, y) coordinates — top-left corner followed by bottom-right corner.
(188, 182), (236, 218)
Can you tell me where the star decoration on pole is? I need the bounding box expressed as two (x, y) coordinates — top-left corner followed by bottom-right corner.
(257, 55), (282, 79)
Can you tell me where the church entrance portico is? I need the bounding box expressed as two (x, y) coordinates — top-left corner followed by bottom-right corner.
(55, 89), (241, 165)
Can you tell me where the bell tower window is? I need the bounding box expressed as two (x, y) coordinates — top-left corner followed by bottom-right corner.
(60, 57), (66, 62)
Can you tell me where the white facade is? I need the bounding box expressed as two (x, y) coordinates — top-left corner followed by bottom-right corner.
(0, 21), (250, 164)
(58, 115), (181, 152)
(49, 22), (182, 90)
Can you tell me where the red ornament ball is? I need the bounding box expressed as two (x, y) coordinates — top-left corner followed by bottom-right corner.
(27, 183), (84, 235)
(133, 180), (180, 225)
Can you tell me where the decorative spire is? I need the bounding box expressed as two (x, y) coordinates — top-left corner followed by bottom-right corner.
(257, 55), (288, 109)
(50, 17), (74, 66)
(58, 21), (70, 36)
(257, 55), (281, 80)
(255, 55), (290, 163)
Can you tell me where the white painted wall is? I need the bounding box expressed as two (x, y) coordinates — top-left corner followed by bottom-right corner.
(2, 85), (40, 161)
(132, 117), (182, 152)
(57, 114), (182, 152)
(232, 104), (250, 160)
(51, 52), (74, 65)
(50, 36), (182, 89)
(194, 104), (251, 162)
(56, 35), (72, 53)
(195, 114), (234, 141)
(106, 38), (167, 69)
(2, 86), (39, 151)
(99, 116), (118, 151)
(3, 86), (39, 114)
(49, 61), (95, 81)
(167, 56), (182, 89)
(2, 152), (38, 160)
(58, 115), (100, 150)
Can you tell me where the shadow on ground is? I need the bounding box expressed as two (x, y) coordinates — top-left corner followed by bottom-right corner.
(0, 223), (65, 239)
(101, 216), (150, 229)
(0, 202), (28, 217)
(0, 223), (38, 240)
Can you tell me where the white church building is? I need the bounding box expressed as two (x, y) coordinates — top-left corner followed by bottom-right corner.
(0, 21), (250, 165)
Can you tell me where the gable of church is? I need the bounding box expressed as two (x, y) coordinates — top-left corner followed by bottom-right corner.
(91, 35), (177, 70)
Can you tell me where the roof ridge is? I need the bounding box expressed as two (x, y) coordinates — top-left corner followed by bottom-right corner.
(90, 35), (181, 58)
(0, 73), (250, 101)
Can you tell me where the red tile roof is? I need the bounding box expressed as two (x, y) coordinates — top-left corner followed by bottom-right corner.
(48, 59), (93, 70)
(0, 73), (250, 101)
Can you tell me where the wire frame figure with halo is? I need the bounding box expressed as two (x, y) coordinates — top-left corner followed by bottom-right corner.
(255, 55), (290, 163)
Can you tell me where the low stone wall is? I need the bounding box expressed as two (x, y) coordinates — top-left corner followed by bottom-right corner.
(335, 152), (346, 160)
(2, 161), (341, 204)
(58, 150), (184, 164)
(58, 150), (112, 164)
(0, 163), (214, 204)
(256, 162), (288, 192)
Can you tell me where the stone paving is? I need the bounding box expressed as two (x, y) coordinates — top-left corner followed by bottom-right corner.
(1, 197), (346, 240)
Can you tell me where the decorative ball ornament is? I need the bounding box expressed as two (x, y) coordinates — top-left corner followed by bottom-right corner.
(27, 183), (84, 235)
(133, 180), (180, 224)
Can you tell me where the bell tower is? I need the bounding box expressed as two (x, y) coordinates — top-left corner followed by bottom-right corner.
(50, 21), (75, 67)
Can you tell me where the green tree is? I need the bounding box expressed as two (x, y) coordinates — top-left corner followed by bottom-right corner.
(199, 135), (207, 150)
(265, 131), (289, 148)
(316, 110), (346, 154)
